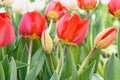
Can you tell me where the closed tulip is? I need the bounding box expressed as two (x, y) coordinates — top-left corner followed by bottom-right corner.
(77, 0), (97, 10)
(41, 30), (53, 54)
(0, 12), (15, 47)
(108, 0), (120, 17)
(94, 27), (117, 49)
(44, 0), (67, 22)
(57, 13), (88, 45)
(19, 11), (46, 40)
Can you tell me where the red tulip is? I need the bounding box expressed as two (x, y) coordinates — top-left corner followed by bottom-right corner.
(57, 13), (88, 45)
(94, 27), (117, 49)
(77, 0), (97, 10)
(44, 1), (67, 22)
(108, 0), (120, 17)
(0, 12), (16, 47)
(19, 11), (46, 39)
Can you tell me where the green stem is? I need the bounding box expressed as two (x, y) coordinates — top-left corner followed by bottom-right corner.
(78, 47), (96, 76)
(48, 19), (53, 34)
(87, 10), (93, 49)
(27, 39), (33, 75)
(2, 47), (5, 59)
(48, 54), (55, 72)
(56, 45), (67, 74)
(118, 20), (120, 58)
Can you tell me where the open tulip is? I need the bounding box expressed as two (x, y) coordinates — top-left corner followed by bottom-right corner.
(108, 0), (120, 17)
(77, 0), (97, 10)
(0, 12), (16, 47)
(94, 27), (117, 49)
(44, 0), (67, 22)
(57, 13), (88, 45)
(19, 11), (46, 40)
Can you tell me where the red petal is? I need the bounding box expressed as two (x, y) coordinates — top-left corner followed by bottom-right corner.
(0, 17), (15, 47)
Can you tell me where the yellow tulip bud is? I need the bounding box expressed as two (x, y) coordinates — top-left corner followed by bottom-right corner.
(54, 34), (59, 46)
(94, 27), (117, 49)
(41, 30), (53, 54)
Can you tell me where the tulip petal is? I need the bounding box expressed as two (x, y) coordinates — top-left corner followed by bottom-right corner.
(95, 27), (117, 49)
(19, 11), (46, 39)
(96, 29), (117, 48)
(62, 14), (80, 41)
(0, 18), (15, 47)
(72, 19), (88, 45)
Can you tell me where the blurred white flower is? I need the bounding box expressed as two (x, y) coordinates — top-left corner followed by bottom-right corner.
(100, 0), (110, 5)
(0, 0), (15, 6)
(91, 14), (96, 21)
(0, 0), (3, 5)
(12, 0), (32, 14)
(4, 0), (15, 6)
(31, 0), (46, 11)
(54, 0), (79, 10)
(0, 7), (6, 13)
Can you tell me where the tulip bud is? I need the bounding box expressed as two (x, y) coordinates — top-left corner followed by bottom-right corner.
(94, 27), (117, 49)
(108, 0), (120, 17)
(77, 0), (97, 10)
(41, 30), (53, 54)
(54, 34), (59, 45)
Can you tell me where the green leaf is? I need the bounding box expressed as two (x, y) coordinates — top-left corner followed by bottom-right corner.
(25, 48), (45, 80)
(104, 55), (120, 80)
(61, 47), (78, 80)
(90, 48), (101, 72)
(25, 65), (37, 80)
(0, 62), (5, 80)
(80, 61), (96, 80)
(18, 45), (28, 80)
(50, 72), (58, 80)
(65, 76), (72, 80)
(10, 57), (17, 80)
(2, 56), (11, 80)
(16, 60), (27, 69)
(31, 48), (45, 76)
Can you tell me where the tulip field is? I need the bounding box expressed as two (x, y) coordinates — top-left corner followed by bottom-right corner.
(0, 0), (120, 80)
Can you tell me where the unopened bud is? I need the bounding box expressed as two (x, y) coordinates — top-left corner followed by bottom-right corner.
(54, 34), (59, 45)
(41, 30), (53, 54)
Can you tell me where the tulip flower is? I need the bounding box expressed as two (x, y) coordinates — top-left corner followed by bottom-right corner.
(44, 0), (67, 22)
(57, 0), (79, 10)
(0, 12), (16, 47)
(12, 0), (32, 14)
(31, 0), (47, 11)
(41, 30), (53, 54)
(19, 11), (46, 40)
(0, 0), (15, 6)
(77, 0), (97, 10)
(94, 27), (117, 49)
(57, 13), (88, 45)
(108, 0), (120, 17)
